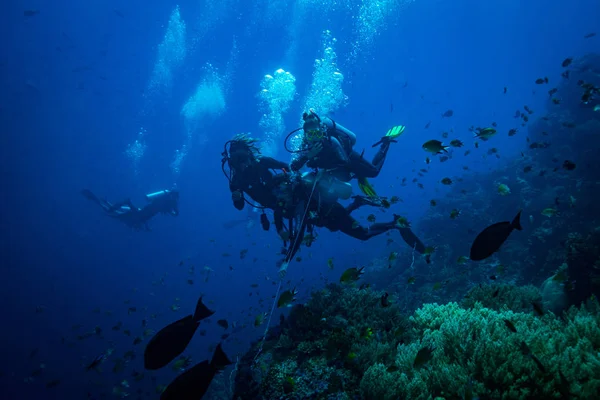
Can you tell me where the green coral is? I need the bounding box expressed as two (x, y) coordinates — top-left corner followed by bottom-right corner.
(360, 300), (600, 399)
(461, 283), (542, 313)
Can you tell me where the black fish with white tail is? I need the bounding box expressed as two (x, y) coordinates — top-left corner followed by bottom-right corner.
(470, 211), (522, 261)
(144, 295), (214, 370)
(161, 343), (232, 400)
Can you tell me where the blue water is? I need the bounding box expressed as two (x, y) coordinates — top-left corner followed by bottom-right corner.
(1, 0), (599, 398)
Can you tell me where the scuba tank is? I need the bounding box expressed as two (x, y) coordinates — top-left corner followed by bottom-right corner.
(301, 171), (352, 201)
(145, 190), (172, 202)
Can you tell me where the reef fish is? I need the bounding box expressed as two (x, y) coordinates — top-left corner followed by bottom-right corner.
(470, 211), (522, 261)
(144, 296), (214, 370)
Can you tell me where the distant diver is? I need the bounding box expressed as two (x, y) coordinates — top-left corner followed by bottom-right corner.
(286, 109), (405, 197)
(81, 188), (179, 231)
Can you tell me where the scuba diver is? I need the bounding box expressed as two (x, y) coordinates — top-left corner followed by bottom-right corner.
(222, 133), (296, 244)
(276, 171), (428, 277)
(81, 188), (179, 231)
(286, 109), (405, 197)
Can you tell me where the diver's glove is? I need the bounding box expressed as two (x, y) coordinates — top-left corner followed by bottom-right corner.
(372, 125), (406, 147)
(306, 142), (324, 158)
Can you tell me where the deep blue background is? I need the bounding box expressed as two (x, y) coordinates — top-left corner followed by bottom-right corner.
(1, 0), (598, 398)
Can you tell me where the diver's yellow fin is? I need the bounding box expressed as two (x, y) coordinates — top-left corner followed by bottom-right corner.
(385, 125), (406, 139)
(358, 177), (378, 198)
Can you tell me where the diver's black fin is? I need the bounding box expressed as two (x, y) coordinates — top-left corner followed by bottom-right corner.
(81, 189), (99, 204)
(193, 296), (215, 322)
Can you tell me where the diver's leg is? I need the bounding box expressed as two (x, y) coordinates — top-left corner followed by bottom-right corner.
(347, 150), (380, 178)
(325, 203), (395, 240)
(345, 196), (382, 214)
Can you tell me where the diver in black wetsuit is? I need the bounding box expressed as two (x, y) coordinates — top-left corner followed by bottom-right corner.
(81, 188), (179, 231)
(222, 133), (293, 240)
(288, 109), (405, 197)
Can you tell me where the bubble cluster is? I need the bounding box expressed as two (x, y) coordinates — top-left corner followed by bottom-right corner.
(125, 128), (147, 176)
(147, 6), (187, 97)
(257, 69), (297, 156)
(171, 65), (227, 178)
(349, 0), (415, 63)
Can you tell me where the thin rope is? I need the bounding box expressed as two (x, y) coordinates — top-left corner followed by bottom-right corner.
(252, 173), (320, 362)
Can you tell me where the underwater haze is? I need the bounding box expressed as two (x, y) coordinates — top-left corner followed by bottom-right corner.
(2, 0), (600, 399)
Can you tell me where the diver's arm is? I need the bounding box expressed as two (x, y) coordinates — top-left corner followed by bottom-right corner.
(290, 154), (308, 171)
(260, 157), (289, 171)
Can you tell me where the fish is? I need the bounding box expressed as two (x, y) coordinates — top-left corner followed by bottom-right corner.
(503, 319), (517, 333)
(584, 32), (596, 38)
(24, 9), (40, 17)
(381, 292), (390, 307)
(532, 301), (544, 316)
(535, 77), (549, 84)
(562, 160), (576, 170)
(160, 343), (231, 400)
(441, 177), (453, 185)
(277, 288), (298, 308)
(473, 127), (497, 141)
(449, 139), (463, 147)
(340, 267), (365, 283)
(413, 346), (435, 368)
(86, 353), (106, 371)
(469, 210), (522, 261)
(519, 341), (546, 373)
(217, 319), (228, 329)
(441, 109), (454, 118)
(144, 295), (214, 370)
(422, 140), (449, 154)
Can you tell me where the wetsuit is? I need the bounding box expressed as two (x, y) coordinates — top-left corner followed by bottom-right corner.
(290, 117), (391, 182)
(228, 156), (291, 235)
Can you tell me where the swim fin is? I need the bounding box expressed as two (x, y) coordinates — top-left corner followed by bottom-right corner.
(358, 177), (378, 198)
(372, 125), (406, 147)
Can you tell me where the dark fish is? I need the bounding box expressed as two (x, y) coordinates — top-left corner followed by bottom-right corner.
(489, 275), (497, 280)
(562, 160), (576, 170)
(492, 288), (500, 298)
(424, 121), (431, 129)
(562, 58), (573, 67)
(503, 319), (517, 333)
(519, 341), (546, 373)
(86, 353), (106, 371)
(24, 10), (40, 17)
(535, 77), (549, 84)
(584, 32), (596, 38)
(413, 346), (434, 368)
(144, 296), (214, 370)
(503, 87), (507, 94)
(441, 109), (454, 118)
(217, 319), (228, 330)
(470, 211), (522, 261)
(532, 301), (544, 316)
(161, 343), (231, 400)
(381, 292), (390, 308)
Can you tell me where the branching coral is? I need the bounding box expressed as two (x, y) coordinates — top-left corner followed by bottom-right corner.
(360, 301), (600, 399)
